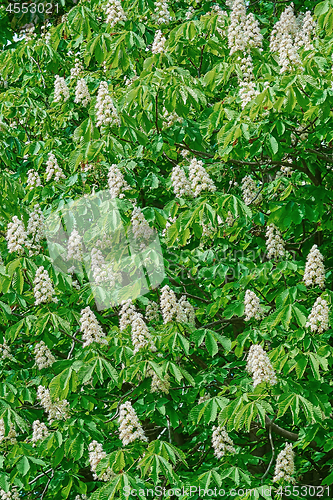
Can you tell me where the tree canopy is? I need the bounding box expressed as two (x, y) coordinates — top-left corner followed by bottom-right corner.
(1, 0), (333, 498)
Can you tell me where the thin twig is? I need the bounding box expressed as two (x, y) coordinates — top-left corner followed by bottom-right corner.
(261, 425), (275, 483)
(41, 469), (54, 499)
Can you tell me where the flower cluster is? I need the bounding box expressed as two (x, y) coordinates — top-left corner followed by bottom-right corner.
(27, 169), (43, 189)
(160, 285), (178, 323)
(88, 440), (114, 481)
(295, 11), (316, 51)
(131, 206), (154, 242)
(74, 78), (91, 107)
(239, 54), (259, 108)
(0, 418), (16, 444)
(108, 163), (130, 198)
(34, 341), (55, 370)
(228, 0), (246, 54)
(152, 30), (166, 54)
(54, 75), (70, 103)
(80, 306), (108, 347)
(188, 158), (216, 197)
(37, 385), (69, 423)
(148, 368), (170, 394)
(303, 244), (325, 288)
(46, 153), (66, 182)
(244, 12), (263, 49)
(162, 107), (182, 128)
(246, 344), (277, 387)
(67, 229), (83, 263)
(104, 0), (127, 27)
(95, 81), (120, 128)
(6, 216), (26, 254)
(0, 489), (19, 500)
(269, 5), (302, 73)
(176, 296), (196, 325)
(273, 443), (295, 483)
(244, 290), (263, 321)
(31, 420), (49, 444)
(0, 340), (12, 361)
(118, 401), (148, 446)
(241, 175), (261, 205)
(33, 266), (57, 305)
(212, 426), (236, 458)
(120, 300), (137, 331)
(266, 224), (285, 260)
(145, 300), (160, 322)
(90, 247), (119, 287)
(305, 297), (329, 333)
(154, 0), (170, 24)
(171, 165), (193, 198)
(131, 314), (157, 354)
(26, 204), (44, 256)
(70, 58), (83, 79)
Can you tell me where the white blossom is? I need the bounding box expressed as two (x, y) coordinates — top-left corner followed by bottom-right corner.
(266, 224), (285, 260)
(108, 163), (130, 198)
(26, 204), (44, 256)
(241, 175), (261, 205)
(0, 418), (16, 444)
(212, 426), (236, 458)
(244, 13), (263, 49)
(303, 244), (325, 288)
(131, 206), (154, 241)
(145, 301), (160, 322)
(244, 290), (263, 321)
(88, 440), (114, 481)
(34, 341), (55, 369)
(67, 229), (83, 263)
(162, 107), (182, 128)
(305, 297), (329, 334)
(131, 314), (156, 354)
(118, 401), (148, 446)
(104, 0), (127, 27)
(246, 344), (277, 387)
(6, 216), (26, 254)
(171, 165), (193, 198)
(269, 4), (302, 73)
(154, 0), (170, 24)
(33, 266), (57, 305)
(74, 78), (91, 107)
(70, 58), (83, 79)
(188, 158), (216, 197)
(95, 81), (120, 128)
(119, 300), (137, 331)
(273, 443), (295, 483)
(228, 0), (246, 55)
(147, 368), (170, 394)
(295, 11), (316, 51)
(80, 306), (108, 347)
(46, 153), (66, 182)
(37, 385), (69, 423)
(239, 54), (259, 108)
(27, 169), (43, 189)
(176, 296), (196, 325)
(0, 340), (13, 361)
(0, 489), (19, 500)
(31, 420), (49, 444)
(152, 30), (166, 54)
(54, 75), (70, 103)
(90, 247), (119, 287)
(160, 285), (178, 323)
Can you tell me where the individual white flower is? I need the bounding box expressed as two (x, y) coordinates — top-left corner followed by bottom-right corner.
(212, 426), (236, 458)
(46, 153), (66, 182)
(176, 296), (196, 325)
(246, 344), (277, 387)
(171, 165), (193, 198)
(131, 313), (156, 354)
(295, 11), (316, 51)
(160, 285), (177, 323)
(27, 169), (43, 189)
(104, 0), (127, 27)
(228, 0), (246, 55)
(147, 368), (170, 394)
(74, 78), (91, 107)
(266, 224), (285, 260)
(70, 58), (83, 79)
(34, 341), (55, 369)
(6, 216), (27, 254)
(244, 290), (263, 321)
(154, 0), (170, 24)
(188, 158), (216, 197)
(0, 340), (13, 361)
(241, 175), (261, 205)
(152, 30), (166, 54)
(303, 244), (325, 288)
(273, 443), (295, 483)
(54, 75), (70, 103)
(33, 266), (57, 305)
(0, 418), (16, 444)
(118, 401), (148, 446)
(31, 420), (49, 444)
(88, 440), (114, 481)
(37, 385), (69, 423)
(131, 206), (154, 241)
(305, 297), (329, 334)
(26, 204), (44, 256)
(145, 301), (160, 322)
(119, 300), (137, 331)
(95, 81), (120, 128)
(108, 163), (130, 198)
(80, 306), (108, 347)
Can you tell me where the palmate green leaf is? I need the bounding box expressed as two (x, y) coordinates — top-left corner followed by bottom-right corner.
(49, 367), (78, 400)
